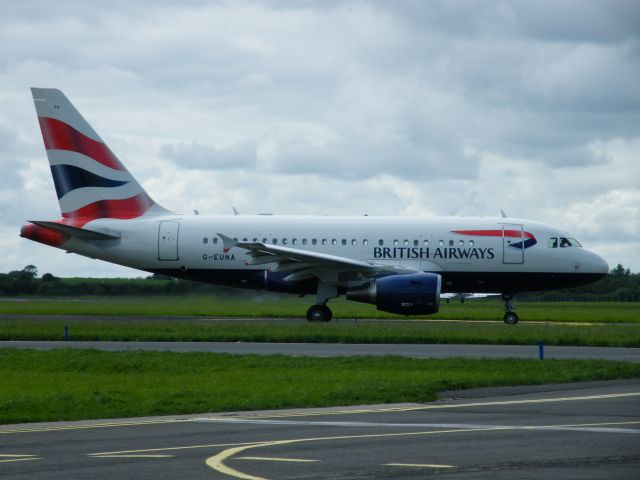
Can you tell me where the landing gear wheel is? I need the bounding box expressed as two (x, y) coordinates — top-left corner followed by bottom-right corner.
(503, 312), (519, 325)
(306, 304), (333, 322)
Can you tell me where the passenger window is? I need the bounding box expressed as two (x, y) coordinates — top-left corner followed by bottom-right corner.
(351, 239), (357, 246)
(423, 240), (429, 246)
(242, 237), (248, 242)
(341, 239), (347, 246)
(292, 239), (297, 245)
(322, 239), (327, 245)
(413, 239), (419, 246)
(272, 238), (278, 245)
(203, 237), (208, 244)
(458, 240), (464, 246)
(252, 238), (257, 243)
(282, 238), (288, 245)
(469, 240), (474, 247)
(394, 239), (399, 246)
(213, 238), (218, 244)
(302, 239), (307, 245)
(449, 240), (454, 246)
(439, 240), (444, 247)
(363, 239), (368, 246)
(548, 237), (558, 248)
(331, 239), (337, 245)
(403, 239), (409, 246)
(312, 239), (318, 245)
(262, 238), (267, 244)
(378, 239), (384, 246)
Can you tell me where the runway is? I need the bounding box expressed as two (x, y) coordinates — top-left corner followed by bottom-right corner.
(2, 340), (640, 362)
(1, 380), (639, 479)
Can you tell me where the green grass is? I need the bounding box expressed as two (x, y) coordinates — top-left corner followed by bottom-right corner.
(1, 316), (640, 347)
(1, 296), (638, 322)
(1, 349), (638, 424)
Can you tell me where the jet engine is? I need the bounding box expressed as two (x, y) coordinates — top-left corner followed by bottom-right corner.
(346, 272), (442, 315)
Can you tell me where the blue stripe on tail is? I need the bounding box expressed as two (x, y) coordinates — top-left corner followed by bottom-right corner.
(50, 164), (129, 199)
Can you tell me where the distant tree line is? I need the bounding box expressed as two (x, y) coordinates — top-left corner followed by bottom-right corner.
(0, 264), (638, 301)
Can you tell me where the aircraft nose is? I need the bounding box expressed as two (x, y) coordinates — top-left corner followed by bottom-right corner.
(584, 250), (609, 275)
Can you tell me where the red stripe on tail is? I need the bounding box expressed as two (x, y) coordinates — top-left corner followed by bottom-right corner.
(62, 192), (156, 227)
(38, 117), (125, 171)
(20, 224), (69, 247)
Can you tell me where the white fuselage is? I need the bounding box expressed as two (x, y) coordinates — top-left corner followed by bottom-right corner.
(60, 214), (608, 294)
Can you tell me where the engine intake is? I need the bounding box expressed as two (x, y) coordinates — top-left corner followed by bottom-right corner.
(347, 272), (442, 316)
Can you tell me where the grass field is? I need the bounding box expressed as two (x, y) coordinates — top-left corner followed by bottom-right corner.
(2, 316), (640, 347)
(1, 295), (638, 322)
(1, 349), (639, 424)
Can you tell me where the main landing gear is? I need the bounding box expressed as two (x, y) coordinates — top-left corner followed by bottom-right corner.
(306, 282), (338, 322)
(306, 304), (332, 322)
(502, 293), (519, 325)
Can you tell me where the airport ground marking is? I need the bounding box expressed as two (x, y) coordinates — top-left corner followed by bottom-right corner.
(193, 417), (640, 434)
(228, 391), (640, 420)
(205, 427), (504, 480)
(88, 441), (260, 457)
(386, 463), (455, 468)
(93, 454), (175, 459)
(0, 457), (42, 464)
(0, 418), (190, 435)
(237, 456), (318, 463)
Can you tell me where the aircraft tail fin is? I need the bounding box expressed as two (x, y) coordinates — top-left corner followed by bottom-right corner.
(30, 88), (169, 224)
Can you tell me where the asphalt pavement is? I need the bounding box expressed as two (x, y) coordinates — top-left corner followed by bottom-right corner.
(1, 380), (639, 479)
(2, 340), (640, 362)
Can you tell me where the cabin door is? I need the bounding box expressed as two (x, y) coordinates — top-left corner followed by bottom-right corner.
(502, 223), (524, 264)
(158, 221), (180, 261)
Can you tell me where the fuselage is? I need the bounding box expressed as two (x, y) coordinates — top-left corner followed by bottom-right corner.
(53, 214), (608, 295)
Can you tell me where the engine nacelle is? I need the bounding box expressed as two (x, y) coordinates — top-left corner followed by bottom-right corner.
(346, 272), (442, 316)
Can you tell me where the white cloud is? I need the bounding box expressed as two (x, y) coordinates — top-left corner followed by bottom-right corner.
(1, 0), (639, 275)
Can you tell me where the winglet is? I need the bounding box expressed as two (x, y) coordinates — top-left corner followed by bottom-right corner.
(217, 233), (237, 253)
(500, 209), (508, 218)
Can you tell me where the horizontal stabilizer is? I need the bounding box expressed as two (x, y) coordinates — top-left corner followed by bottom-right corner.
(28, 221), (120, 240)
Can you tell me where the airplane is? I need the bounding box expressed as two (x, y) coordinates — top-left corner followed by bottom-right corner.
(20, 88), (609, 324)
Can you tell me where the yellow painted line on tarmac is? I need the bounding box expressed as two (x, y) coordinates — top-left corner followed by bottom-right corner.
(0, 457), (42, 463)
(231, 391), (640, 420)
(88, 441), (256, 456)
(0, 454), (38, 457)
(386, 463), (454, 468)
(94, 454), (175, 459)
(237, 456), (318, 463)
(0, 418), (189, 435)
(205, 427), (502, 480)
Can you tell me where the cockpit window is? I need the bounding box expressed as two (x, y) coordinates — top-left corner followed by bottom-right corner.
(549, 237), (581, 248)
(559, 237), (572, 248)
(568, 238), (582, 247)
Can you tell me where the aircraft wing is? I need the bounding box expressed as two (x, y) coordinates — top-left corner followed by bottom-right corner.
(217, 233), (417, 283)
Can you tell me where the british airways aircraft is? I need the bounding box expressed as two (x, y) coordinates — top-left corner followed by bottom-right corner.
(21, 88), (609, 324)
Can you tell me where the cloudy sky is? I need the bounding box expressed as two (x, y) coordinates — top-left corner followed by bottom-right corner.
(1, 0), (638, 277)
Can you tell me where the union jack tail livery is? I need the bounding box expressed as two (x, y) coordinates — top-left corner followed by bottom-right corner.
(30, 88), (168, 225)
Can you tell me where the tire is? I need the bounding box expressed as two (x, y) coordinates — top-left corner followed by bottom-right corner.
(503, 312), (519, 325)
(306, 305), (333, 322)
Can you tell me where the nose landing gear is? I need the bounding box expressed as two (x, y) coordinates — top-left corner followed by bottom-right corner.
(502, 293), (519, 325)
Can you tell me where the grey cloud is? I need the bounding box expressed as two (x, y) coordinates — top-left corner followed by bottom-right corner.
(160, 140), (257, 170)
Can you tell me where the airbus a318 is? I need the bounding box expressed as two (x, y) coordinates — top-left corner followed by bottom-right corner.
(21, 88), (609, 324)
